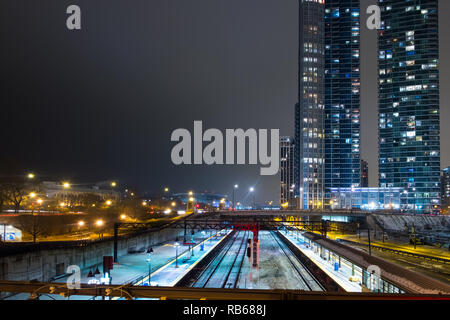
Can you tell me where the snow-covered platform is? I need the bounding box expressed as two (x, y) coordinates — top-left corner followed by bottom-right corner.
(298, 231), (450, 295)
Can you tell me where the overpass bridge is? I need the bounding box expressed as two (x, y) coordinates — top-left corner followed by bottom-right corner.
(216, 209), (394, 218)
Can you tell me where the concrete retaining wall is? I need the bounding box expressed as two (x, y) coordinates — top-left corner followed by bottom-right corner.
(0, 227), (184, 283)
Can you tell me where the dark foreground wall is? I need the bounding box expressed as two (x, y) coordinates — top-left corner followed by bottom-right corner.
(0, 227), (184, 284)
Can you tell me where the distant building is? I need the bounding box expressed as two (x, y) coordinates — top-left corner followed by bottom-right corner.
(172, 193), (228, 209)
(442, 167), (450, 213)
(41, 181), (120, 206)
(329, 187), (406, 211)
(361, 160), (369, 188)
(280, 137), (295, 207)
(0, 225), (22, 242)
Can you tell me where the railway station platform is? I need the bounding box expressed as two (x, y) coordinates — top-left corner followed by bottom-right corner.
(293, 231), (450, 295)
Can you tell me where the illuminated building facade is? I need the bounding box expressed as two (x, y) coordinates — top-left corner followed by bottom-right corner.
(329, 187), (406, 210)
(295, 0), (325, 209)
(361, 159), (369, 188)
(280, 137), (296, 206)
(442, 167), (450, 214)
(324, 0), (361, 208)
(378, 0), (441, 213)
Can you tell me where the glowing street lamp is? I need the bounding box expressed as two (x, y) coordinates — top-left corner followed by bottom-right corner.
(29, 192), (36, 198)
(36, 198), (43, 205)
(164, 187), (169, 192)
(63, 182), (71, 189)
(96, 219), (104, 238)
(171, 202), (176, 207)
(120, 214), (126, 220)
(142, 201), (147, 206)
(233, 184), (238, 211)
(105, 200), (112, 206)
(174, 240), (180, 268)
(27, 173), (35, 179)
(249, 187), (255, 209)
(188, 191), (193, 196)
(111, 182), (117, 187)
(78, 221), (85, 227)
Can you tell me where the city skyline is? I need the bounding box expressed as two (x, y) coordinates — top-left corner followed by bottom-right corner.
(1, 0), (450, 204)
(1, 1), (450, 305)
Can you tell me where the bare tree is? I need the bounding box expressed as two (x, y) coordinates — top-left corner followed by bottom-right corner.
(18, 213), (45, 243)
(0, 183), (7, 213)
(7, 182), (27, 213)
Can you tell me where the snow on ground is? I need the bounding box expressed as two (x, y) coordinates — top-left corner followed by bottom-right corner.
(236, 231), (322, 291)
(371, 214), (450, 234)
(280, 231), (362, 292)
(4, 229), (230, 300)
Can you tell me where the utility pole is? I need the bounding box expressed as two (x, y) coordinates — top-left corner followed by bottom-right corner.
(367, 228), (372, 256)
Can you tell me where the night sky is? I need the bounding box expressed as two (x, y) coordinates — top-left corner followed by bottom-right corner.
(1, 0), (449, 204)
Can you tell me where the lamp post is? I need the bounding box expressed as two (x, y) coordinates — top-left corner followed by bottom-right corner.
(174, 240), (180, 268)
(249, 187), (255, 209)
(146, 247), (153, 285)
(201, 230), (206, 251)
(96, 219), (104, 238)
(233, 184), (238, 211)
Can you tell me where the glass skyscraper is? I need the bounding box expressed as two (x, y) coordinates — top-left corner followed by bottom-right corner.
(295, 0), (325, 210)
(324, 0), (361, 209)
(378, 0), (441, 213)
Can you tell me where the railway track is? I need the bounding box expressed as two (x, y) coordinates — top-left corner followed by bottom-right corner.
(192, 231), (248, 288)
(270, 231), (325, 291)
(222, 231), (249, 289)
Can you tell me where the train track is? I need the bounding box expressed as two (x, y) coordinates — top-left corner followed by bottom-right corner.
(270, 231), (325, 291)
(193, 231), (248, 288)
(222, 231), (249, 289)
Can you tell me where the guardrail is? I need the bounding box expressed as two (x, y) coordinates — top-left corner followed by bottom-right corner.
(341, 239), (450, 264)
(1, 280), (449, 300)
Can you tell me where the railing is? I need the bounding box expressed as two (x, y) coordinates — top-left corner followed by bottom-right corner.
(341, 239), (450, 264)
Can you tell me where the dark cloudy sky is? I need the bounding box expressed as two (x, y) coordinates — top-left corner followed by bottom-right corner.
(1, 0), (449, 205)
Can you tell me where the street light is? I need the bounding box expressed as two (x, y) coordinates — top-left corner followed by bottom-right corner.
(174, 240), (180, 268)
(233, 184), (238, 211)
(29, 192), (36, 198)
(146, 247), (153, 285)
(62, 182), (71, 189)
(36, 199), (43, 205)
(111, 182), (117, 187)
(105, 200), (112, 206)
(249, 187), (255, 209)
(120, 214), (126, 220)
(96, 219), (104, 238)
(27, 173), (35, 179)
(78, 221), (85, 227)
(164, 187), (169, 192)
